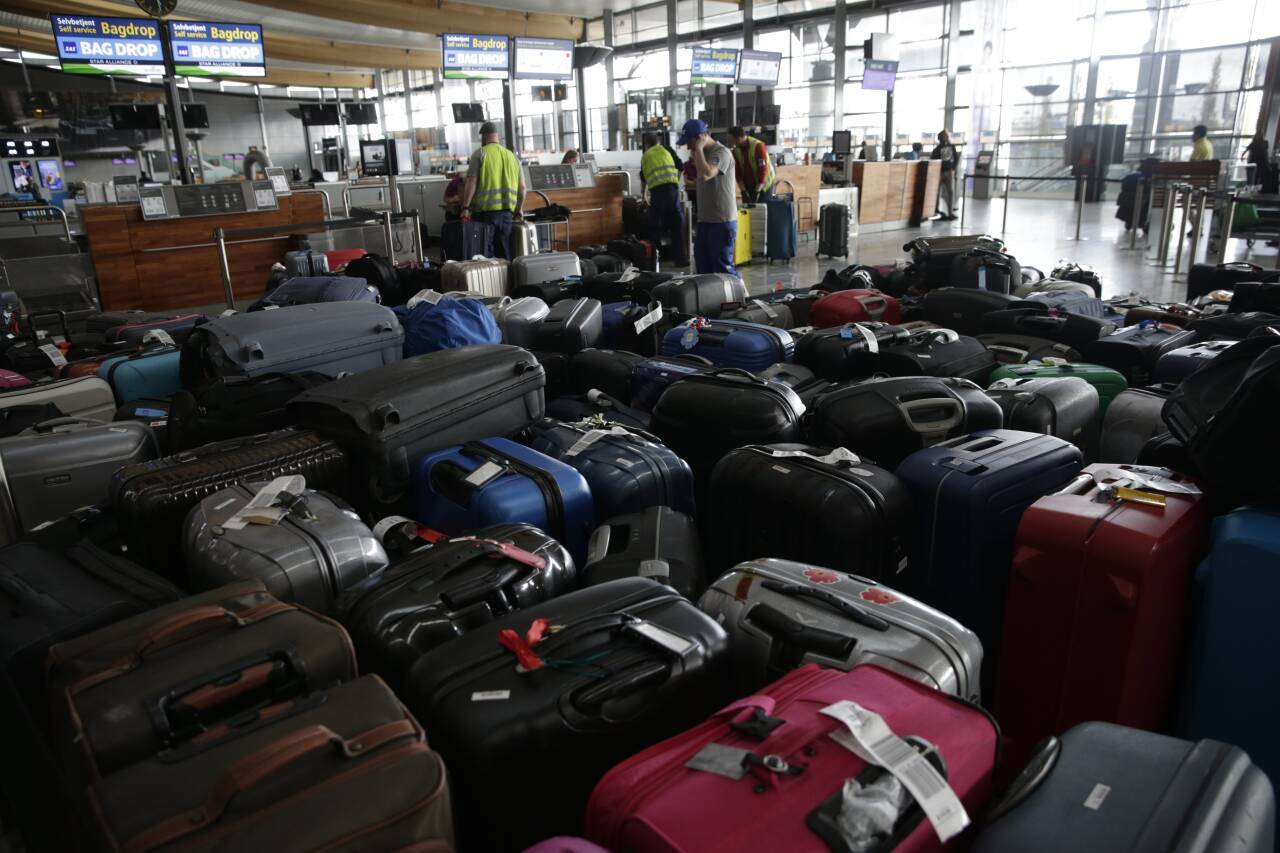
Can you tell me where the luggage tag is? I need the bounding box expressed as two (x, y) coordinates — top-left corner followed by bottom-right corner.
(770, 447), (862, 468)
(407, 289), (445, 309)
(821, 700), (969, 843)
(624, 618), (696, 658)
(221, 475), (308, 530)
(618, 266), (641, 283)
(633, 303), (664, 335)
(464, 461), (507, 488)
(142, 329), (175, 347)
(565, 426), (633, 457)
(680, 318), (709, 350)
(38, 343), (67, 368)
(1088, 465), (1202, 499)
(750, 299), (779, 320)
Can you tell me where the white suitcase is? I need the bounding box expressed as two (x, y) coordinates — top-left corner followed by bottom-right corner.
(749, 203), (768, 258)
(511, 221), (540, 258)
(440, 258), (510, 298)
(0, 376), (115, 423)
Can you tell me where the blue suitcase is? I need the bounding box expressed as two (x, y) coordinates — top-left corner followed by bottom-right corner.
(764, 195), (798, 261)
(629, 355), (713, 413)
(1152, 338), (1237, 385)
(526, 418), (695, 519)
(250, 275), (378, 310)
(1026, 290), (1109, 319)
(97, 347), (182, 405)
(1179, 506), (1280, 799)
(896, 429), (1084, 658)
(661, 318), (794, 372)
(412, 437), (595, 566)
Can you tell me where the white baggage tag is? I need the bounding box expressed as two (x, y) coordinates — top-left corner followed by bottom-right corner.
(769, 447), (862, 466)
(821, 700), (970, 843)
(407, 289), (444, 309)
(222, 475), (307, 530)
(634, 304), (664, 335)
(464, 461), (506, 488)
(685, 743), (752, 780)
(142, 329), (175, 347)
(751, 299), (779, 320)
(564, 427), (631, 457)
(618, 267), (641, 283)
(627, 620), (696, 656)
(638, 559), (670, 579)
(848, 324), (879, 353)
(372, 515), (417, 540)
(1088, 465), (1203, 496)
(38, 344), (67, 368)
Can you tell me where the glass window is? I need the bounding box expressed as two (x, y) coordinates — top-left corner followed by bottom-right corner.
(888, 4), (944, 34)
(1097, 56), (1144, 96)
(677, 0), (701, 35)
(587, 19), (605, 41)
(635, 4), (667, 41)
(1163, 46), (1248, 94)
(1095, 9), (1158, 55)
(1156, 91), (1241, 133)
(1157, 0), (1256, 51)
(898, 39), (945, 72)
(702, 1), (743, 29)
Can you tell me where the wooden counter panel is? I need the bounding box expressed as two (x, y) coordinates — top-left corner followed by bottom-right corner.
(850, 160), (942, 225)
(774, 165), (823, 232)
(918, 161), (941, 219)
(524, 174), (625, 250)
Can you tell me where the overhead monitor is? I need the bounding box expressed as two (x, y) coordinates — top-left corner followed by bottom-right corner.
(36, 159), (64, 192)
(167, 21), (266, 78)
(442, 33), (510, 80)
(2, 138), (58, 158)
(50, 14), (165, 77)
(863, 59), (898, 91)
(180, 103), (210, 129)
(299, 103), (340, 126)
(691, 47), (739, 86)
(345, 102), (379, 125)
(513, 37), (574, 80)
(832, 130), (852, 155)
(761, 104), (781, 125)
(109, 104), (162, 130)
(451, 102), (486, 123)
(737, 49), (782, 86)
(735, 105), (755, 125)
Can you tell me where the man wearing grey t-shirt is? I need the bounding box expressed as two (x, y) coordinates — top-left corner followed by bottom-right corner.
(676, 118), (738, 276)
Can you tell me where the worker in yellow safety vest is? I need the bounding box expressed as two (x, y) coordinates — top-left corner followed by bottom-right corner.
(640, 132), (688, 267)
(728, 125), (776, 204)
(460, 121), (525, 259)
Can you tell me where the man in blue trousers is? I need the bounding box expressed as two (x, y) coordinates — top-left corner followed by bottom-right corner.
(676, 119), (738, 276)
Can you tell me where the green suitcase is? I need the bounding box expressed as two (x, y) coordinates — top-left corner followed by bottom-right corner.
(989, 360), (1128, 414)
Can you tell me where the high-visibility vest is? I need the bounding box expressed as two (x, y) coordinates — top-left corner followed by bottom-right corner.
(472, 142), (520, 212)
(641, 145), (680, 189)
(732, 136), (776, 192)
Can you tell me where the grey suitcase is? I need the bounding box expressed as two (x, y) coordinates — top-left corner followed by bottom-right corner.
(511, 251), (581, 288)
(182, 480), (388, 613)
(440, 258), (510, 298)
(722, 298), (795, 330)
(974, 722), (1275, 853)
(698, 557), (983, 701)
(533, 297), (604, 354)
(749, 202), (767, 258)
(650, 274), (748, 319)
(0, 376), (115, 423)
(0, 418), (157, 545)
(985, 376), (1100, 458)
(583, 507), (705, 601)
(180, 303), (402, 386)
(1098, 385), (1174, 464)
(284, 249), (329, 277)
(511, 221), (540, 258)
(491, 296), (550, 348)
(977, 334), (1082, 365)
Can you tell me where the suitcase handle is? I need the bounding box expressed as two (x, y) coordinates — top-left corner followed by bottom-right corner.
(1054, 472), (1099, 497)
(758, 580), (892, 632)
(572, 659), (671, 710)
(854, 295), (887, 315)
(977, 736), (1062, 827)
(133, 601), (295, 660)
(25, 309), (69, 341)
(746, 603), (856, 658)
(25, 416), (106, 434)
(985, 344), (1031, 363)
(896, 397), (964, 436)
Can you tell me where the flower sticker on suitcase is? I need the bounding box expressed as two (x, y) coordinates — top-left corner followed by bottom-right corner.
(803, 568), (840, 585)
(861, 588), (900, 606)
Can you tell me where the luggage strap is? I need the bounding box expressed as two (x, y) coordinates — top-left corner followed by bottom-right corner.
(461, 442), (566, 545)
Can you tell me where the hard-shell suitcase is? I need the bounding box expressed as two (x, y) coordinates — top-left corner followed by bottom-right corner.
(534, 297), (604, 354)
(84, 311), (207, 348)
(583, 270), (674, 304)
(608, 236), (658, 272)
(1228, 280), (1280, 315)
(47, 581), (357, 783)
(512, 251), (582, 288)
(896, 429), (1084, 662)
(527, 418), (695, 519)
(0, 375), (115, 422)
(629, 354), (713, 412)
(166, 371), (331, 453)
(816, 202), (850, 259)
(650, 274), (747, 319)
(401, 577), (731, 852)
(905, 234), (1004, 288)
(512, 219), (540, 258)
(284, 248), (329, 277)
(335, 522), (576, 685)
(733, 208), (751, 266)
(441, 219), (495, 261)
(994, 465), (1207, 772)
(980, 307), (1115, 349)
(793, 321), (906, 380)
(113, 398), (171, 451)
(1082, 324), (1197, 385)
(977, 333), (1081, 365)
(412, 437), (595, 565)
(97, 346), (182, 404)
(1187, 260), (1280, 301)
(1094, 385), (1174, 465)
(1026, 289), (1109, 319)
(700, 558), (983, 699)
(0, 368), (32, 389)
(582, 507), (704, 600)
(845, 327), (998, 386)
(706, 444), (914, 587)
(759, 288), (821, 326)
(440, 257), (509, 297)
(601, 300), (664, 356)
(973, 722), (1274, 853)
(984, 376), (1100, 456)
(748, 202), (767, 258)
(949, 247), (1021, 294)
(110, 429), (350, 572)
(546, 393), (651, 431)
(810, 289), (902, 328)
(1151, 338), (1236, 385)
(989, 360), (1128, 414)
(516, 278), (582, 306)
(536, 349), (570, 398)
(322, 248), (367, 270)
(923, 289), (1027, 336)
(662, 318), (794, 373)
(89, 674), (454, 853)
(491, 295), (551, 348)
(586, 663), (999, 853)
(590, 253), (632, 275)
(721, 298), (796, 330)
(802, 376), (1003, 470)
(250, 274), (377, 310)
(289, 345), (545, 505)
(1187, 310), (1280, 339)
(183, 481), (388, 612)
(567, 348), (645, 402)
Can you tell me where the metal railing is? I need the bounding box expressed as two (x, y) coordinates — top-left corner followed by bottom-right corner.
(959, 173), (1093, 241)
(292, 188), (332, 219)
(0, 203), (73, 241)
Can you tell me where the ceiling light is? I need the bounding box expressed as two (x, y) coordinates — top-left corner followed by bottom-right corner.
(21, 51), (55, 61)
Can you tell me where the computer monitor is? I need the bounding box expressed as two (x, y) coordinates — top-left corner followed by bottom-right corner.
(832, 130), (852, 156)
(345, 103), (378, 125)
(109, 104), (162, 131)
(451, 103), (486, 123)
(180, 104), (210, 129)
(299, 103), (340, 127)
(761, 105), (781, 125)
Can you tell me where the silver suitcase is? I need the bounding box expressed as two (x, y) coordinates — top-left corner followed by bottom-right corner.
(440, 258), (510, 298)
(0, 418), (157, 544)
(0, 376), (116, 422)
(511, 251), (582, 288)
(1099, 386), (1172, 463)
(749, 203), (768, 258)
(182, 480), (388, 613)
(491, 296), (550, 348)
(511, 221), (540, 258)
(698, 557), (983, 701)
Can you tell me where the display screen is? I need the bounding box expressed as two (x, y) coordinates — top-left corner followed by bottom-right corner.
(691, 47), (738, 85)
(50, 14), (165, 77)
(345, 103), (378, 125)
(737, 50), (782, 86)
(299, 103), (340, 126)
(265, 166), (291, 195)
(451, 103), (486, 123)
(181, 103), (210, 129)
(36, 159), (64, 191)
(361, 140), (390, 176)
(832, 130), (852, 155)
(168, 21), (266, 78)
(8, 161), (34, 194)
(110, 104), (162, 130)
(863, 59), (898, 91)
(513, 36), (574, 80)
(442, 33), (510, 80)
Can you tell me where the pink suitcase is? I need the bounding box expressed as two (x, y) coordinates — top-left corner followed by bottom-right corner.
(810, 289), (902, 328)
(0, 369), (32, 389)
(586, 664), (998, 853)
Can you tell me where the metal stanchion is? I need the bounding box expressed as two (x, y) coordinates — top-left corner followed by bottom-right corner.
(214, 227), (236, 310)
(1183, 189), (1204, 275)
(958, 172), (967, 230)
(1218, 192), (1238, 265)
(1172, 187), (1192, 274)
(1001, 174), (1011, 235)
(1157, 183), (1179, 265)
(381, 210), (396, 261)
(410, 211), (424, 265)
(1072, 175), (1086, 241)
(1191, 189), (1208, 269)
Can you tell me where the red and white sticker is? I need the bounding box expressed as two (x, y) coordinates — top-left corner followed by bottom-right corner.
(803, 568), (840, 585)
(861, 588), (900, 606)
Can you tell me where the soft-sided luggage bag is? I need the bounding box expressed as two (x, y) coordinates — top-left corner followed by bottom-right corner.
(402, 577), (731, 852)
(1227, 279), (1280, 314)
(989, 360), (1128, 414)
(289, 345), (545, 505)
(0, 402), (63, 437)
(527, 418), (694, 519)
(904, 234), (1004, 289)
(816, 202), (850, 259)
(111, 429), (350, 572)
(896, 429), (1084, 661)
(249, 275), (377, 310)
(650, 274), (747, 318)
(629, 354), (714, 412)
(972, 722), (1274, 853)
(1187, 261), (1280, 301)
(700, 558), (982, 700)
(516, 278), (582, 306)
(950, 247), (1021, 294)
(1152, 338), (1236, 385)
(1081, 324), (1197, 384)
(585, 663), (999, 853)
(536, 349), (570, 398)
(984, 376), (1100, 456)
(759, 288), (822, 326)
(721, 298), (796, 330)
(335, 523), (574, 683)
(166, 372), (331, 452)
(980, 307), (1115, 349)
(582, 507), (703, 600)
(180, 303), (402, 387)
(0, 375), (115, 422)
(1026, 289), (1109, 319)
(1121, 303), (1194, 328)
(84, 311), (207, 348)
(396, 297), (502, 357)
(345, 253), (405, 307)
(845, 327), (998, 386)
(440, 257), (509, 298)
(97, 345), (182, 404)
(567, 348), (645, 402)
(608, 236), (658, 272)
(923, 289), (1027, 336)
(47, 581), (357, 782)
(810, 289), (902, 328)
(802, 376), (1003, 470)
(706, 444), (914, 589)
(441, 218), (495, 261)
(977, 333), (1081, 365)
(993, 465), (1207, 774)
(1187, 310), (1280, 339)
(533, 297), (604, 354)
(183, 481), (388, 612)
(89, 674), (455, 853)
(492, 295), (551, 348)
(590, 253), (632, 275)
(1099, 385), (1175, 464)
(412, 437), (595, 565)
(662, 318), (794, 373)
(512, 251), (582, 288)
(113, 398), (170, 451)
(284, 248), (329, 277)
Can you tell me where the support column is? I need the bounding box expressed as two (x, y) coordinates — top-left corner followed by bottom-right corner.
(502, 81), (518, 153)
(943, 0), (961, 132)
(667, 0), (678, 125)
(604, 9), (617, 149)
(833, 0), (847, 136)
(403, 67), (416, 172)
(576, 66), (591, 152)
(255, 84), (269, 156)
(743, 0), (754, 51)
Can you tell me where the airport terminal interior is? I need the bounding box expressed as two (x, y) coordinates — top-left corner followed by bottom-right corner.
(2, 0), (1280, 851)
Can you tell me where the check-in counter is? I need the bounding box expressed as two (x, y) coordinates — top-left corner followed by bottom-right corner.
(772, 165), (824, 233)
(522, 173), (626, 251)
(849, 159), (941, 231)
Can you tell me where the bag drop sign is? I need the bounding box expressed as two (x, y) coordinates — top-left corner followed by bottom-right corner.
(169, 21), (267, 78)
(51, 15), (166, 76)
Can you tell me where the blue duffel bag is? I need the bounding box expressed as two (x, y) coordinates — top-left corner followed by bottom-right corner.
(250, 275), (379, 310)
(661, 318), (794, 372)
(395, 297), (501, 358)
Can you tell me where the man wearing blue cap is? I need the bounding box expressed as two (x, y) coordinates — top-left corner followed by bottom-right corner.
(676, 118), (738, 276)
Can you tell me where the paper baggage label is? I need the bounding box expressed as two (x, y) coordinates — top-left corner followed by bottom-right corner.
(464, 461), (506, 487)
(618, 267), (641, 282)
(373, 515), (416, 540)
(634, 304), (664, 334)
(854, 324), (880, 353)
(471, 690), (511, 702)
(142, 329), (175, 347)
(564, 427), (631, 457)
(222, 475), (307, 530)
(39, 344), (67, 367)
(1089, 465), (1202, 495)
(686, 743), (751, 780)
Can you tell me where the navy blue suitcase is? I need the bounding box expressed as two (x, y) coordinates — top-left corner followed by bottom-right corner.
(896, 429), (1084, 660)
(1082, 324), (1199, 384)
(660, 318), (794, 372)
(411, 437), (595, 566)
(526, 418), (696, 519)
(249, 275), (378, 311)
(629, 355), (713, 412)
(1152, 339), (1237, 385)
(545, 393), (651, 430)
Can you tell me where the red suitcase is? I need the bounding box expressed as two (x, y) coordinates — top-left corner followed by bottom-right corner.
(324, 249), (369, 270)
(586, 664), (998, 853)
(810, 289), (902, 328)
(993, 464), (1208, 773)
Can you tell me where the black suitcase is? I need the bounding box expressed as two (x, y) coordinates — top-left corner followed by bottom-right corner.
(977, 334), (1082, 365)
(113, 397), (171, 452)
(583, 271), (674, 303)
(1137, 431), (1198, 476)
(1097, 384), (1174, 464)
(721, 299), (795, 329)
(980, 307), (1116, 349)
(334, 523), (576, 687)
(706, 443), (916, 590)
(817, 203), (850, 259)
(845, 327), (998, 385)
(949, 247), (1021, 294)
(904, 234), (1004, 288)
(545, 393), (651, 430)
(567, 348), (646, 402)
(1082, 324), (1198, 384)
(793, 322), (907, 380)
(923, 288), (1027, 335)
(803, 376), (1003, 469)
(166, 371), (332, 452)
(759, 288), (823, 326)
(649, 274), (747, 319)
(441, 219), (495, 261)
(289, 345), (546, 506)
(534, 349), (569, 399)
(591, 253), (632, 275)
(533, 297), (604, 355)
(1187, 261), (1280, 302)
(110, 429), (350, 573)
(608, 236), (658, 272)
(1187, 311), (1280, 339)
(583, 507), (705, 600)
(514, 278), (582, 306)
(985, 376), (1100, 458)
(401, 577), (731, 852)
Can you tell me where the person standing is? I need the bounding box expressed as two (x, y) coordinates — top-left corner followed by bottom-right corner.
(677, 119), (738, 276)
(460, 121), (526, 259)
(903, 142), (924, 161)
(931, 130), (959, 220)
(640, 132), (688, 267)
(1243, 134), (1271, 190)
(1190, 125), (1213, 162)
(728, 125), (776, 204)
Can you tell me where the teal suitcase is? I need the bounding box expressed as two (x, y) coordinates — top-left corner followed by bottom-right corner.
(98, 347), (182, 405)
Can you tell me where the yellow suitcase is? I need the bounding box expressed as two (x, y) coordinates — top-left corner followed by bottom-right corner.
(734, 208), (752, 266)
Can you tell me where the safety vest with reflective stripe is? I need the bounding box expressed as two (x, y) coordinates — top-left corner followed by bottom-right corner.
(732, 135), (776, 193)
(641, 145), (680, 189)
(473, 142), (520, 213)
